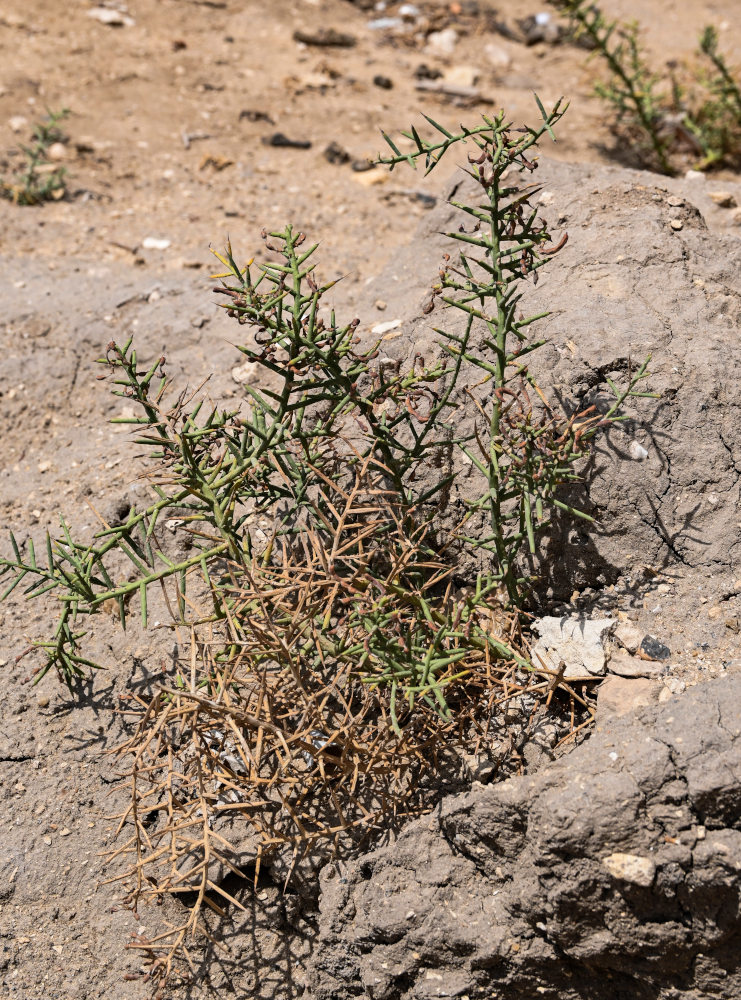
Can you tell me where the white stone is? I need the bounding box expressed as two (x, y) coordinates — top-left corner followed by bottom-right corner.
(613, 622), (643, 654)
(628, 440), (649, 461)
(371, 319), (401, 336)
(231, 360), (259, 384)
(46, 142), (67, 161)
(607, 649), (663, 679)
(425, 28), (458, 56)
(443, 65), (479, 89)
(484, 42), (512, 69)
(531, 616), (615, 679)
(141, 237), (171, 250)
(87, 7), (135, 26)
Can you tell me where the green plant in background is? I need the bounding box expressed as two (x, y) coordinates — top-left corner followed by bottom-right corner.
(687, 26), (741, 169)
(0, 107), (69, 205)
(549, 1), (673, 173)
(699, 26), (741, 124)
(550, 1), (741, 173)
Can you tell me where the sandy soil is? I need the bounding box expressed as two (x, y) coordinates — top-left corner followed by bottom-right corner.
(0, 1), (739, 997)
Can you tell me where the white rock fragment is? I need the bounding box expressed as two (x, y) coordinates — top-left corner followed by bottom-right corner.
(46, 142), (67, 161)
(141, 237), (171, 250)
(603, 852), (656, 887)
(606, 649), (664, 679)
(368, 17), (402, 30)
(353, 167), (388, 187)
(709, 191), (737, 208)
(231, 360), (259, 384)
(425, 28), (458, 55)
(613, 622), (643, 655)
(531, 616), (615, 679)
(8, 115), (28, 133)
(663, 677), (686, 696)
(443, 65), (479, 88)
(484, 42), (512, 70)
(87, 7), (135, 26)
(371, 319), (401, 336)
(628, 440), (649, 461)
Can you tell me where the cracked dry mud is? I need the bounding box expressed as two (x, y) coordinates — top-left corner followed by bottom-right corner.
(1, 1), (740, 998)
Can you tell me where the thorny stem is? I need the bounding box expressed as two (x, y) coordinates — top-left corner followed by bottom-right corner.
(379, 96), (654, 604)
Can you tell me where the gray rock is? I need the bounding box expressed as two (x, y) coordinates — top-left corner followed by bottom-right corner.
(310, 673), (741, 1000)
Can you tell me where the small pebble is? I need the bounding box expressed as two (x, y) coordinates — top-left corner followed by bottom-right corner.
(709, 191), (737, 208)
(374, 299), (387, 311)
(667, 195), (684, 207)
(87, 6), (135, 26)
(425, 27), (458, 56)
(484, 42), (512, 69)
(324, 141), (350, 166)
(231, 361), (258, 385)
(443, 65), (479, 88)
(46, 142), (67, 161)
(141, 237), (171, 250)
(372, 75), (393, 90)
(663, 676), (685, 695)
(368, 17), (402, 30)
(670, 219), (683, 231)
(639, 635), (671, 661)
(371, 319), (401, 336)
(38, 695), (50, 708)
(353, 167), (388, 187)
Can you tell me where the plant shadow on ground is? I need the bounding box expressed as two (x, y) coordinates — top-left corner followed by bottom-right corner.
(175, 874), (318, 1000)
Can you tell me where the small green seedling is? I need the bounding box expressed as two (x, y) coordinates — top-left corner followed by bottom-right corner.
(1, 108), (69, 205)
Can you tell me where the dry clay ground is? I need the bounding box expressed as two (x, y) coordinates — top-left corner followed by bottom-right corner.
(0, 1), (740, 998)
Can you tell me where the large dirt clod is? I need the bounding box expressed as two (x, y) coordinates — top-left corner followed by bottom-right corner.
(359, 159), (741, 595)
(310, 673), (741, 999)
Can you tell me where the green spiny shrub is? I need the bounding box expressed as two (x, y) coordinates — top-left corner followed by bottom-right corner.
(551, 1), (741, 173)
(0, 108), (69, 205)
(2, 98), (653, 987)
